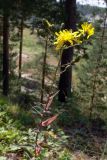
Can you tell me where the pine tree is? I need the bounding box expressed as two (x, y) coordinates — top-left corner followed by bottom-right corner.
(19, 16), (24, 79)
(2, 9), (9, 96)
(77, 18), (107, 119)
(58, 0), (76, 102)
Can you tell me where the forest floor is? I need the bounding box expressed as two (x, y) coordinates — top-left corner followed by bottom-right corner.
(16, 29), (58, 96)
(0, 97), (107, 160)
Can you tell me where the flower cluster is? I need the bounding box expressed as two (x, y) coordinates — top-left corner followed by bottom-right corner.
(54, 30), (80, 50)
(54, 22), (95, 50)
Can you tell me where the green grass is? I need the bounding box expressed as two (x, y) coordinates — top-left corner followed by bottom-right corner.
(23, 29), (44, 55)
(21, 29), (44, 72)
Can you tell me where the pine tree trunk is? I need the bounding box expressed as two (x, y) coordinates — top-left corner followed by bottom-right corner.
(41, 39), (48, 103)
(3, 12), (9, 96)
(58, 0), (76, 102)
(19, 17), (24, 79)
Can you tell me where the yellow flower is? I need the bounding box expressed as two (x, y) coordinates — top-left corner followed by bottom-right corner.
(54, 22), (94, 51)
(79, 22), (95, 39)
(54, 30), (80, 50)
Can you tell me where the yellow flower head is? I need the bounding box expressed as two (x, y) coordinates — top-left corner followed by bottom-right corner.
(54, 29), (80, 50)
(79, 22), (95, 39)
(54, 22), (94, 51)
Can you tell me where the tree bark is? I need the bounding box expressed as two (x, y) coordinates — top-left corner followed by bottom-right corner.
(41, 39), (48, 103)
(19, 17), (24, 79)
(3, 12), (9, 96)
(58, 0), (76, 102)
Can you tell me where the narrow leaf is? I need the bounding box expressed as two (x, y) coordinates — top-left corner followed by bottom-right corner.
(41, 114), (58, 127)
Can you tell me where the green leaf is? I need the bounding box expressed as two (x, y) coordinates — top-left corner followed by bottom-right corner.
(9, 145), (21, 151)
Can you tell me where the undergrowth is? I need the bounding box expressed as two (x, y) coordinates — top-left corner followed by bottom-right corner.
(0, 96), (107, 160)
(0, 96), (73, 160)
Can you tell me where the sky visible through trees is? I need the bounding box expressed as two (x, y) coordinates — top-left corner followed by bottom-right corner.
(77, 0), (106, 7)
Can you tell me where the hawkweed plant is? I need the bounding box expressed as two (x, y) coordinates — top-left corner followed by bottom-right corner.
(33, 21), (95, 158)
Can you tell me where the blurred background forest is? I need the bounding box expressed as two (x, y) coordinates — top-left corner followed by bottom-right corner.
(0, 0), (107, 159)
